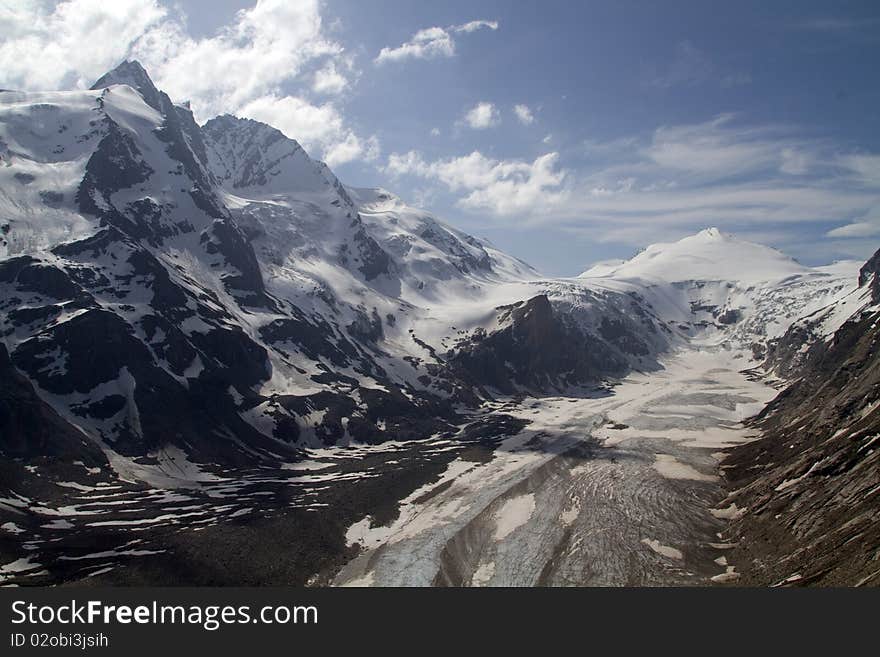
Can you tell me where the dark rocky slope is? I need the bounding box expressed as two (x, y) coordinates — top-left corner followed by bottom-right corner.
(449, 293), (664, 395)
(723, 249), (880, 586)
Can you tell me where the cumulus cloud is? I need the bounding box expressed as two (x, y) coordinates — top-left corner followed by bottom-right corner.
(374, 19), (498, 64)
(133, 0), (342, 115)
(385, 150), (568, 215)
(0, 0), (168, 90)
(460, 102), (500, 129)
(312, 62), (349, 95)
(514, 104), (535, 125)
(375, 27), (454, 64)
(324, 134), (380, 168)
(0, 0), (376, 166)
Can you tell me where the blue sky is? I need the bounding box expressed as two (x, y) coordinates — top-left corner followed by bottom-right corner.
(2, 1), (880, 275)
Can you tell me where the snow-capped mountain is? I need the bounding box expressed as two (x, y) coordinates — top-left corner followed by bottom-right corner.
(0, 65), (583, 473)
(0, 61), (863, 475)
(581, 228), (859, 357)
(0, 61), (688, 478)
(581, 227), (808, 283)
(2, 61), (878, 587)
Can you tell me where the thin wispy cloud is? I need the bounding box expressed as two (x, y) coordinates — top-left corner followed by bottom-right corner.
(645, 114), (794, 178)
(790, 17), (878, 32)
(455, 20), (499, 34)
(563, 117), (880, 247)
(374, 20), (498, 64)
(827, 210), (880, 238)
(649, 40), (751, 89)
(387, 112), (880, 255)
(837, 153), (880, 186)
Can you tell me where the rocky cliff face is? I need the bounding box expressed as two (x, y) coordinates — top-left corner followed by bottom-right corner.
(449, 292), (662, 394)
(859, 248), (880, 303)
(722, 248), (880, 586)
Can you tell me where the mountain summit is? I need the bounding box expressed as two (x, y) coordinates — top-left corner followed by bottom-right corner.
(581, 228), (807, 284)
(90, 59), (163, 111)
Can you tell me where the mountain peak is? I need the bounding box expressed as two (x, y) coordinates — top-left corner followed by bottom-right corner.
(697, 227), (724, 239)
(202, 113), (347, 197)
(203, 114), (304, 150)
(91, 60), (162, 111)
(581, 228), (807, 283)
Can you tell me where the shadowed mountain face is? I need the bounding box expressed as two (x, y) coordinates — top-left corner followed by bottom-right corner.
(449, 294), (649, 394)
(0, 62), (877, 587)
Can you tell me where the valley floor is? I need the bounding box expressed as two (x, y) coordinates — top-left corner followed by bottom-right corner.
(334, 346), (776, 586)
(1, 346), (778, 587)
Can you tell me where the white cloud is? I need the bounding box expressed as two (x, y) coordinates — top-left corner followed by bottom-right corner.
(514, 104), (535, 125)
(838, 153), (880, 185)
(0, 0), (377, 166)
(430, 127), (441, 137)
(645, 114), (812, 180)
(0, 0), (168, 90)
(559, 129), (877, 244)
(325, 134), (380, 167)
(461, 102), (500, 129)
(454, 20), (499, 33)
(827, 207), (880, 238)
(375, 27), (454, 64)
(385, 150), (568, 215)
(780, 147), (812, 175)
(133, 0), (342, 117)
(312, 62), (349, 95)
(827, 221), (880, 238)
(374, 19), (497, 64)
